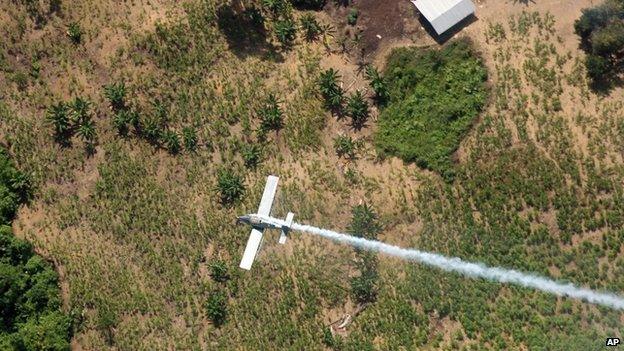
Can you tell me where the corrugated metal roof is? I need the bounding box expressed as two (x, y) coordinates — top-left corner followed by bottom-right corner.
(411, 0), (476, 35)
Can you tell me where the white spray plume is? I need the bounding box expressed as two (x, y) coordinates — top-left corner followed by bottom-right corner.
(262, 216), (624, 310)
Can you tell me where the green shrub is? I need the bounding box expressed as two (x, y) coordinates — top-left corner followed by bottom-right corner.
(205, 290), (228, 327)
(258, 94), (284, 134)
(66, 22), (82, 44)
(345, 90), (369, 129)
(103, 82), (127, 112)
(300, 13), (320, 41)
(347, 8), (358, 26)
(375, 39), (487, 181)
(241, 144), (262, 169)
(162, 129), (181, 154)
(182, 126), (198, 152)
(216, 169), (245, 205)
(333, 135), (358, 159)
(209, 260), (229, 283)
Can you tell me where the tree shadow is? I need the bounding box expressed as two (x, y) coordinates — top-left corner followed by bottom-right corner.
(216, 6), (284, 62)
(418, 14), (478, 45)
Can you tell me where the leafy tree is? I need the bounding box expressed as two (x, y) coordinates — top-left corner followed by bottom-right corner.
(46, 102), (72, 144)
(259, 94), (284, 133)
(241, 144), (262, 169)
(209, 260), (229, 283)
(574, 0), (624, 85)
(274, 18), (297, 47)
(103, 82), (127, 112)
(345, 90), (369, 129)
(66, 22), (82, 44)
(217, 169), (245, 205)
(162, 129), (181, 154)
(205, 290), (228, 327)
(300, 13), (320, 41)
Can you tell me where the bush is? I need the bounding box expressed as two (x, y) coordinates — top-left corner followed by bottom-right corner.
(66, 22), (82, 44)
(258, 94), (284, 133)
(182, 127), (198, 152)
(209, 260), (229, 283)
(347, 8), (358, 26)
(103, 82), (127, 112)
(216, 169), (245, 205)
(345, 90), (369, 129)
(300, 13), (320, 41)
(375, 39), (487, 181)
(241, 144), (262, 169)
(348, 203), (381, 239)
(333, 135), (358, 159)
(205, 290), (228, 327)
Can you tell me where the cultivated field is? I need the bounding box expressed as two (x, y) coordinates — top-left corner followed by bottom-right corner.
(1, 0), (623, 349)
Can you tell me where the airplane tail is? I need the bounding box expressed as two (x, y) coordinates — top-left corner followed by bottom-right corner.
(278, 212), (294, 244)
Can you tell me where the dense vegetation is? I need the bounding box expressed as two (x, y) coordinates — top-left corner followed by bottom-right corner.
(574, 0), (624, 87)
(0, 149), (70, 350)
(375, 39), (488, 180)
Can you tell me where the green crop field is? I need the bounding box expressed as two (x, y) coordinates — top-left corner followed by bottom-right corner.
(1, 0), (623, 350)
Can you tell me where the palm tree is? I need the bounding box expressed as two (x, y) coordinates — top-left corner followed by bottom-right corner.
(69, 97), (91, 126)
(103, 82), (127, 111)
(274, 18), (297, 47)
(318, 68), (344, 111)
(75, 117), (97, 154)
(46, 101), (72, 144)
(182, 126), (198, 152)
(365, 65), (388, 104)
(162, 129), (181, 154)
(300, 13), (320, 41)
(318, 68), (340, 96)
(241, 144), (262, 169)
(112, 110), (130, 136)
(217, 169), (245, 205)
(346, 90), (369, 129)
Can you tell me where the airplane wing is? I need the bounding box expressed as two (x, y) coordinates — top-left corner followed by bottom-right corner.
(239, 175), (279, 270)
(257, 175), (279, 216)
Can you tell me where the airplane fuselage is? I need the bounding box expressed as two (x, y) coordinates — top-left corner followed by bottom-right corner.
(237, 214), (283, 230)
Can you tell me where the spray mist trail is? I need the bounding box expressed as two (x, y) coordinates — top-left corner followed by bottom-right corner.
(263, 216), (624, 310)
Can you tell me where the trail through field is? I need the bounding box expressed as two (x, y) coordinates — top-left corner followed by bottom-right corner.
(261, 216), (624, 310)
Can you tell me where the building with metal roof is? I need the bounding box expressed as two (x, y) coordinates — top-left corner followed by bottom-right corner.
(410, 0), (476, 35)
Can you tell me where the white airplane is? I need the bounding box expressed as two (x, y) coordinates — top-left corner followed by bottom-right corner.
(238, 175), (294, 270)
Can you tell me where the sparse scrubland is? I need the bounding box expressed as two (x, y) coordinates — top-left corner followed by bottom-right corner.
(0, 0), (623, 350)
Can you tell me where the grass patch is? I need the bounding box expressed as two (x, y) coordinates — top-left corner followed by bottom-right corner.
(375, 39), (488, 180)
